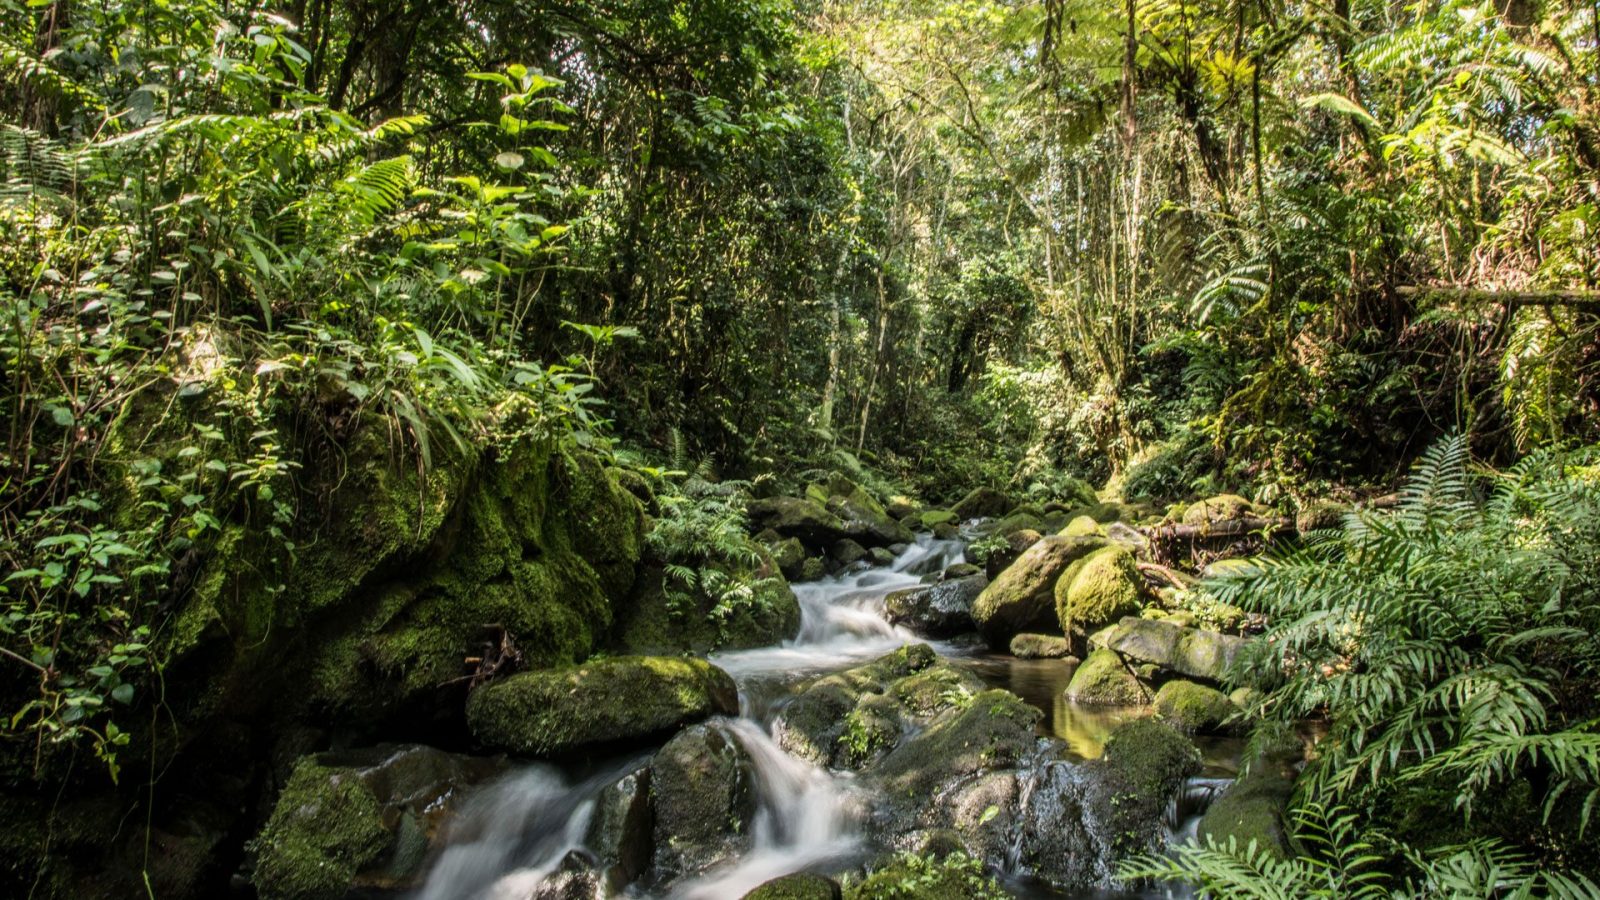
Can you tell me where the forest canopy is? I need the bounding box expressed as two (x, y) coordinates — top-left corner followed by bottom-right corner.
(2, 0), (1598, 896)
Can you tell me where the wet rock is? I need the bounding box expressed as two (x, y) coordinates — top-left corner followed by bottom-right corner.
(1087, 719), (1202, 857)
(650, 723), (758, 877)
(1054, 545), (1145, 640)
(1154, 680), (1240, 734)
(799, 557), (828, 582)
(584, 765), (653, 887)
(1008, 633), (1075, 660)
(932, 522), (960, 540)
(825, 479), (917, 547)
(886, 496), (921, 520)
(868, 546), (896, 566)
(972, 536), (1106, 648)
(743, 872), (843, 899)
(1063, 648), (1148, 706)
(467, 656), (738, 757)
(920, 509), (959, 529)
(1100, 617), (1246, 683)
(951, 487), (1012, 520)
(252, 746), (507, 899)
(943, 562), (981, 579)
(884, 574), (986, 638)
(614, 567), (802, 655)
(522, 850), (606, 900)
(1181, 494), (1254, 526)
(832, 538), (868, 565)
(776, 645), (950, 769)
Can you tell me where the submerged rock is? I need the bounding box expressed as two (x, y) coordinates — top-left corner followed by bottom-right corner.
(650, 723), (758, 877)
(251, 746), (507, 899)
(972, 536), (1106, 648)
(1064, 648), (1148, 706)
(466, 656), (737, 757)
(884, 574), (986, 638)
(1100, 617), (1246, 683)
(1154, 680), (1240, 734)
(1008, 633), (1075, 659)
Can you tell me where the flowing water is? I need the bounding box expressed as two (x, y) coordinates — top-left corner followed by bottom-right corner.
(412, 535), (1233, 899)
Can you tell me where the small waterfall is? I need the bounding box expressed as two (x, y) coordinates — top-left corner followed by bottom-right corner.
(668, 719), (865, 899)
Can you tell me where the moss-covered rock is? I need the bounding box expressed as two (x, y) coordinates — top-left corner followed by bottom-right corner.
(951, 487), (1012, 520)
(651, 722), (758, 877)
(972, 536), (1106, 648)
(1294, 499), (1347, 534)
(1154, 680), (1239, 734)
(1063, 648), (1148, 706)
(827, 480), (917, 547)
(585, 764), (654, 886)
(1054, 545), (1145, 639)
(1198, 745), (1298, 858)
(745, 872), (843, 900)
(1008, 633), (1074, 659)
(1101, 617), (1246, 683)
(611, 566), (802, 655)
(886, 496), (921, 520)
(747, 496), (858, 547)
(833, 538), (868, 565)
(466, 656), (738, 757)
(846, 852), (1013, 899)
(1181, 494), (1254, 526)
(981, 511), (1044, 538)
(884, 574), (986, 638)
(1060, 515), (1102, 538)
(799, 557), (829, 582)
(766, 535), (807, 580)
(1090, 719), (1202, 856)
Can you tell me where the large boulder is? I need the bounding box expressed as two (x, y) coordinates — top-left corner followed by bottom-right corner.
(1100, 617), (1246, 683)
(1154, 680), (1240, 734)
(1181, 494), (1254, 526)
(764, 535), (807, 581)
(1054, 545), (1145, 639)
(613, 566), (802, 655)
(1198, 746), (1299, 858)
(1063, 648), (1148, 706)
(884, 574), (986, 638)
(951, 487), (1012, 520)
(972, 536), (1106, 648)
(826, 479), (916, 547)
(746, 496), (858, 546)
(1086, 720), (1201, 855)
(651, 723), (758, 877)
(251, 746), (507, 900)
(466, 656), (738, 757)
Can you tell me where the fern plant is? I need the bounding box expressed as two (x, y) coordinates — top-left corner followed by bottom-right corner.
(1201, 435), (1600, 874)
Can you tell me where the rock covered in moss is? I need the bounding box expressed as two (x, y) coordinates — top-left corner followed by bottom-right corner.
(1061, 515), (1102, 538)
(884, 574), (986, 638)
(799, 557), (829, 582)
(1198, 743), (1299, 858)
(744, 872), (843, 899)
(466, 656), (737, 757)
(920, 509), (958, 529)
(886, 496), (920, 520)
(1154, 680), (1240, 733)
(972, 536), (1107, 648)
(1181, 494), (1254, 526)
(951, 487), (1012, 520)
(1008, 633), (1075, 659)
(846, 852), (1013, 899)
(746, 496), (857, 546)
(1054, 545), (1145, 638)
(1064, 648), (1147, 706)
(1100, 617), (1246, 683)
(650, 722), (758, 877)
(612, 566), (802, 655)
(765, 535), (807, 580)
(252, 746), (506, 899)
(1294, 499), (1347, 534)
(826, 479), (916, 547)
(1089, 719), (1202, 856)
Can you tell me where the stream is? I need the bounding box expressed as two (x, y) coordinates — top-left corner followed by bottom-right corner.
(411, 535), (1238, 899)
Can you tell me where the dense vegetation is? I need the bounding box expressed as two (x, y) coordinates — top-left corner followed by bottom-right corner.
(2, 0), (1597, 895)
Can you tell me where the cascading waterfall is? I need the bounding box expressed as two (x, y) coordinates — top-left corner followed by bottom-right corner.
(410, 533), (1226, 899)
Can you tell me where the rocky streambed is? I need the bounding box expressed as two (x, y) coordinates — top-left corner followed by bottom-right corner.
(251, 530), (1288, 899)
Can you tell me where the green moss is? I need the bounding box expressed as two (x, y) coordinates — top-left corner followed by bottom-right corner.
(1064, 648), (1147, 706)
(744, 873), (842, 900)
(919, 509), (958, 528)
(1095, 718), (1202, 855)
(465, 655), (738, 756)
(1153, 679), (1239, 733)
(1055, 545), (1144, 637)
(251, 758), (391, 900)
(1181, 493), (1254, 526)
(846, 852), (1012, 899)
(1060, 515), (1102, 538)
(1294, 499), (1347, 533)
(1198, 763), (1294, 858)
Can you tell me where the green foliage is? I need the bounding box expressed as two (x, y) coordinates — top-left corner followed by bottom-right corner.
(845, 851), (1011, 899)
(1204, 435), (1600, 873)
